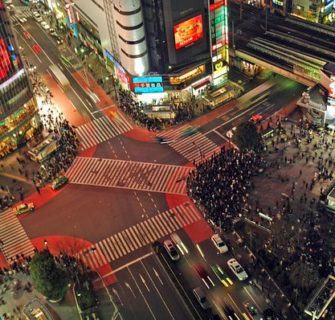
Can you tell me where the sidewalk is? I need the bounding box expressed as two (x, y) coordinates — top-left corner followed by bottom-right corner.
(0, 272), (79, 320)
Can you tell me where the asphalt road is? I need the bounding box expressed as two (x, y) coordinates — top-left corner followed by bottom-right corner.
(11, 6), (306, 319)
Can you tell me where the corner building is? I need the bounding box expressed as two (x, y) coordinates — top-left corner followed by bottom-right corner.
(103, 0), (229, 102)
(0, 1), (39, 157)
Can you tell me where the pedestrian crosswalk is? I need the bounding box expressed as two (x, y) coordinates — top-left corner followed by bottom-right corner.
(78, 202), (201, 270)
(75, 115), (133, 151)
(9, 7), (33, 25)
(0, 209), (35, 261)
(161, 125), (220, 163)
(66, 157), (191, 195)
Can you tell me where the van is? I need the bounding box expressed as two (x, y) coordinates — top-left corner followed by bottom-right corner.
(193, 287), (210, 310)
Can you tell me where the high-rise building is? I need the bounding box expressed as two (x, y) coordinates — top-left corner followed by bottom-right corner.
(103, 0), (229, 101)
(56, 0), (229, 102)
(0, 1), (39, 157)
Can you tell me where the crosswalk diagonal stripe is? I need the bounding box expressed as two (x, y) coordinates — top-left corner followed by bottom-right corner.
(149, 216), (165, 238)
(143, 220), (160, 239)
(163, 210), (180, 230)
(178, 205), (196, 224)
(117, 232), (131, 253)
(131, 227), (146, 247)
(137, 223), (151, 244)
(152, 214), (168, 234)
(94, 118), (110, 141)
(138, 222), (153, 242)
(160, 212), (177, 233)
(127, 228), (142, 248)
(122, 229), (137, 251)
(109, 235), (124, 258)
(113, 233), (127, 256)
(95, 246), (108, 264)
(100, 117), (118, 137)
(103, 239), (116, 261)
(106, 237), (120, 259)
(100, 240), (114, 261)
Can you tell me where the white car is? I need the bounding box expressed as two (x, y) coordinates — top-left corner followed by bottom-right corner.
(227, 258), (248, 281)
(18, 17), (27, 23)
(163, 239), (180, 261)
(15, 203), (35, 215)
(35, 16), (43, 22)
(211, 234), (228, 253)
(41, 21), (50, 30)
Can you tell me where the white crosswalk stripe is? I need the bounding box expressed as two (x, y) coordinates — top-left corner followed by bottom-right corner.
(75, 114), (133, 151)
(161, 125), (220, 163)
(78, 203), (201, 269)
(66, 157), (191, 195)
(0, 210), (35, 261)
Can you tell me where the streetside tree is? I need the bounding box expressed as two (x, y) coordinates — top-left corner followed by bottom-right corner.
(30, 250), (69, 301)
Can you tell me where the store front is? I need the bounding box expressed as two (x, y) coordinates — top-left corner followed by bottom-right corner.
(0, 100), (40, 158)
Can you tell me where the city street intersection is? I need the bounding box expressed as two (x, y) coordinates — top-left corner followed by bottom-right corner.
(0, 5), (307, 320)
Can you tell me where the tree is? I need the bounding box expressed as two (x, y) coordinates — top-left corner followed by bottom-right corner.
(289, 261), (319, 292)
(232, 121), (263, 152)
(30, 250), (69, 301)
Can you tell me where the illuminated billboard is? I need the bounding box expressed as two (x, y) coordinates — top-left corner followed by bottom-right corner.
(174, 15), (203, 50)
(0, 38), (12, 81)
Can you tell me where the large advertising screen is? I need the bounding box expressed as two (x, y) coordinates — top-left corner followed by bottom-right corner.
(174, 15), (203, 50)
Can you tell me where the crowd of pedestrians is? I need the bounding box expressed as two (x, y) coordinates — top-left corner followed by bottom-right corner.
(117, 88), (207, 131)
(31, 118), (78, 187)
(187, 147), (265, 231)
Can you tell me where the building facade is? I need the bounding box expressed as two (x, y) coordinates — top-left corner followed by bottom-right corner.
(0, 1), (39, 157)
(102, 0), (229, 102)
(291, 0), (335, 23)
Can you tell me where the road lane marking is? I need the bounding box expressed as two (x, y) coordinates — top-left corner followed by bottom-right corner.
(153, 268), (163, 285)
(141, 261), (175, 320)
(227, 293), (244, 317)
(139, 274), (150, 292)
(155, 252), (202, 320)
(243, 287), (262, 311)
(128, 267), (157, 320)
(125, 282), (136, 298)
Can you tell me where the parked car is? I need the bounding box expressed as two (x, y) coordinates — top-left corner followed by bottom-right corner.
(41, 21), (50, 30)
(211, 234), (228, 253)
(51, 176), (68, 190)
(15, 203), (35, 215)
(163, 239), (180, 261)
(227, 258), (248, 281)
(193, 287), (210, 310)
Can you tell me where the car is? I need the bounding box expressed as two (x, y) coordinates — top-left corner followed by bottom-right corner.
(40, 21), (50, 30)
(49, 28), (55, 34)
(163, 239), (180, 261)
(15, 203), (35, 215)
(18, 17), (27, 23)
(194, 264), (215, 289)
(243, 302), (263, 320)
(227, 258), (248, 281)
(211, 264), (233, 287)
(250, 114), (263, 123)
(23, 31), (31, 39)
(193, 287), (210, 310)
(211, 234), (228, 253)
(32, 44), (42, 55)
(32, 11), (39, 17)
(35, 16), (43, 22)
(51, 176), (68, 190)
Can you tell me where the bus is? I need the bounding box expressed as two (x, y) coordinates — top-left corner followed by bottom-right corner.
(28, 134), (59, 162)
(49, 64), (70, 89)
